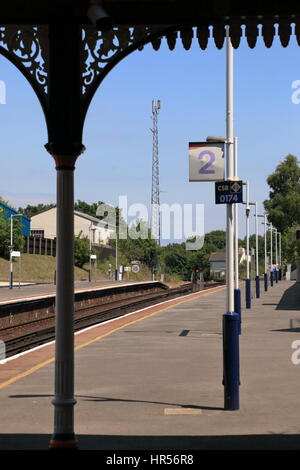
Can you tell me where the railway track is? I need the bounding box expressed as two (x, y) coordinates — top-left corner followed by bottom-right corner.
(2, 282), (222, 358)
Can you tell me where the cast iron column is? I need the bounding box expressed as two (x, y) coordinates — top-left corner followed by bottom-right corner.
(50, 155), (78, 448)
(46, 19), (85, 449)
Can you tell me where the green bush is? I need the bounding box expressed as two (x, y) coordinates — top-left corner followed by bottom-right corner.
(0, 214), (23, 259)
(74, 233), (89, 268)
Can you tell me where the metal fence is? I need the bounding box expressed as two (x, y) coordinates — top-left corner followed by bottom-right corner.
(23, 236), (56, 257)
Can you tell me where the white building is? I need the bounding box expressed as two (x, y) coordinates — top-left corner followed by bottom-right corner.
(209, 247), (248, 278)
(209, 252), (226, 278)
(30, 207), (115, 246)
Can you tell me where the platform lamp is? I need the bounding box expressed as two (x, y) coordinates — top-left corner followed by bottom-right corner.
(9, 213), (22, 289)
(206, 135), (241, 324)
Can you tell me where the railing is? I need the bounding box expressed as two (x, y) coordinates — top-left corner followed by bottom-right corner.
(23, 236), (56, 257)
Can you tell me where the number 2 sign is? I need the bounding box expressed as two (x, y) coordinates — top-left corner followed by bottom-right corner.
(189, 142), (225, 182)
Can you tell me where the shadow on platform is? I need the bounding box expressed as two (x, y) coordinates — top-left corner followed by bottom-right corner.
(8, 394), (223, 411)
(274, 282), (300, 311)
(0, 433), (300, 450)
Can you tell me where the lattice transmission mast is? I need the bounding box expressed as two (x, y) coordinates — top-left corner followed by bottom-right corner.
(150, 99), (161, 244)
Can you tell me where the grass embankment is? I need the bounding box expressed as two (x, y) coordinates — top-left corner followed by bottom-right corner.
(0, 254), (185, 285)
(0, 254), (166, 284)
(0, 254), (88, 283)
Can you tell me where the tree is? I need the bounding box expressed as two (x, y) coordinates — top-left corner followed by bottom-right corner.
(280, 227), (300, 264)
(204, 230), (226, 251)
(263, 154), (300, 233)
(19, 203), (55, 218)
(116, 219), (158, 268)
(0, 196), (9, 205)
(74, 233), (89, 268)
(241, 234), (265, 260)
(74, 200), (103, 218)
(0, 214), (23, 259)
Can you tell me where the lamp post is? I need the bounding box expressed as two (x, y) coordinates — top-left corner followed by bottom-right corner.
(115, 227), (118, 281)
(206, 133), (240, 318)
(278, 232), (282, 280)
(264, 214), (268, 290)
(9, 213), (22, 289)
(274, 228), (279, 283)
(242, 188), (255, 308)
(233, 136), (241, 327)
(89, 222), (92, 282)
(258, 213), (268, 291)
(270, 223), (274, 287)
(207, 30), (240, 410)
(222, 27), (239, 411)
(245, 182), (250, 308)
(254, 202), (260, 298)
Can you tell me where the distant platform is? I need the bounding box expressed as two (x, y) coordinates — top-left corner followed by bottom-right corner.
(0, 282), (37, 288)
(0, 279), (159, 304)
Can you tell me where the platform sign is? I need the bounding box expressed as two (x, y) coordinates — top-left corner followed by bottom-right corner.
(215, 180), (243, 204)
(189, 142), (225, 182)
(11, 251), (21, 257)
(132, 264), (140, 273)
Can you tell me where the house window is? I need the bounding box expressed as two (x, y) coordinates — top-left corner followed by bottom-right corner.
(30, 230), (44, 238)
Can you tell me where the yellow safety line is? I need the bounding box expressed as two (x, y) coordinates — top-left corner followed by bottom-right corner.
(0, 357), (55, 390)
(0, 285), (225, 390)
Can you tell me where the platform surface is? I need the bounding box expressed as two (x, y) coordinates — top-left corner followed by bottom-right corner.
(0, 280), (300, 450)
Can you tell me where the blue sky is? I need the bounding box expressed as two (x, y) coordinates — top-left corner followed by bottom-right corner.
(0, 29), (300, 243)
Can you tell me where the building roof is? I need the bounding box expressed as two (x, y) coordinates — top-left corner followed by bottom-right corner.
(31, 206), (115, 230)
(74, 210), (115, 229)
(74, 210), (103, 224)
(0, 201), (30, 221)
(209, 251), (226, 262)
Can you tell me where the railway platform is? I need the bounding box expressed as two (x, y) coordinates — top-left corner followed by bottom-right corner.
(0, 279), (144, 304)
(0, 280), (299, 450)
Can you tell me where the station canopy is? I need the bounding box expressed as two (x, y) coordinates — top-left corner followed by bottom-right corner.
(1, 1), (300, 50)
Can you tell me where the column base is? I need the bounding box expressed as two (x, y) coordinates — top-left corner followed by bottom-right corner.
(223, 312), (240, 411)
(245, 278), (251, 309)
(234, 288), (241, 335)
(264, 272), (268, 292)
(49, 434), (78, 450)
(255, 275), (260, 298)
